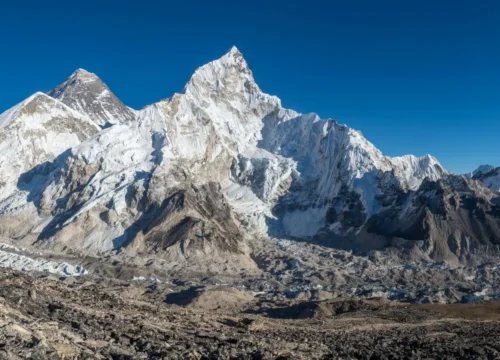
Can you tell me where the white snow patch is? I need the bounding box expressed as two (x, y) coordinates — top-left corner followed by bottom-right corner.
(0, 249), (87, 276)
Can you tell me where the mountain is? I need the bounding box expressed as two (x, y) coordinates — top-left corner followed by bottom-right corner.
(0, 47), (499, 271)
(366, 174), (500, 263)
(469, 165), (496, 177)
(470, 165), (500, 192)
(0, 92), (99, 227)
(48, 69), (136, 127)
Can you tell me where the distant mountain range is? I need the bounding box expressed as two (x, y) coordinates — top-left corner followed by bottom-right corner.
(1, 47), (499, 272)
(469, 165), (500, 192)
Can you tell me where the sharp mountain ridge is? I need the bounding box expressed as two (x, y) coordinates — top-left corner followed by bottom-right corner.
(0, 46), (499, 272)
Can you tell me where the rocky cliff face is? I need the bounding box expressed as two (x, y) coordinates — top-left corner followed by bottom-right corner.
(366, 175), (500, 264)
(0, 47), (498, 271)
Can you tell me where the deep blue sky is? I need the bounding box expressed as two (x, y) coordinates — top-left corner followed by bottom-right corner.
(1, 0), (499, 173)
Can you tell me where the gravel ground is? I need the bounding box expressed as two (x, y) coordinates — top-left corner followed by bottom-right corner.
(0, 269), (499, 359)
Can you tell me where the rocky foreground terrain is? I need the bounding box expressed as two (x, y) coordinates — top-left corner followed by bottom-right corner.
(0, 240), (497, 359)
(0, 265), (500, 360)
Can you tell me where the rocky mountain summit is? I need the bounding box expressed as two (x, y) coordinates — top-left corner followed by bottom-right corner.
(0, 47), (499, 272)
(48, 68), (136, 127)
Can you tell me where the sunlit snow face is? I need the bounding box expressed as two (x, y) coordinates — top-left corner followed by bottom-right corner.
(0, 47), (459, 263)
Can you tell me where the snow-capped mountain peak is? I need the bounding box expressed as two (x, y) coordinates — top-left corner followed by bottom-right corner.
(471, 164), (496, 177)
(71, 68), (99, 83)
(0, 91), (97, 130)
(229, 45), (241, 55)
(175, 47), (282, 154)
(1, 47), (499, 270)
(48, 69), (136, 127)
(0, 92), (46, 128)
(184, 45), (259, 96)
(469, 165), (500, 192)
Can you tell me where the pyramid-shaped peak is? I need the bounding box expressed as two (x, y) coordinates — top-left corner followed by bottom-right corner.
(220, 45), (245, 63)
(198, 46), (246, 69)
(48, 68), (136, 126)
(184, 45), (257, 95)
(70, 68), (99, 82)
(228, 46), (241, 55)
(74, 68), (92, 75)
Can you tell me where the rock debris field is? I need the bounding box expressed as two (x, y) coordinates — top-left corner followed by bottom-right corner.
(0, 266), (499, 359)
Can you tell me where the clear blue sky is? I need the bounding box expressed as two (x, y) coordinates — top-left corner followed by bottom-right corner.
(1, 0), (499, 173)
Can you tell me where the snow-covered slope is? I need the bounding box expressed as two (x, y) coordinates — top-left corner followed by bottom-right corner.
(471, 165), (500, 192)
(469, 165), (495, 178)
(256, 111), (446, 237)
(0, 92), (100, 214)
(0, 47), (498, 270)
(48, 69), (136, 127)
